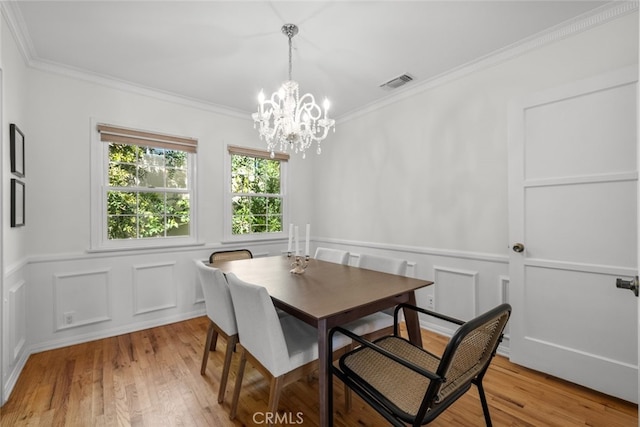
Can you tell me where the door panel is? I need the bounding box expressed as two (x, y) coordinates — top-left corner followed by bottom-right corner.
(509, 66), (638, 403)
(524, 266), (636, 364)
(525, 180), (637, 266)
(524, 82), (637, 180)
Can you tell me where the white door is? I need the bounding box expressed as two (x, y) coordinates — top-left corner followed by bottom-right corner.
(508, 66), (638, 403)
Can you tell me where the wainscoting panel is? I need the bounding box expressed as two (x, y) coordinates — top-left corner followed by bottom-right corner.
(433, 266), (479, 321)
(133, 262), (177, 315)
(193, 260), (205, 305)
(194, 282), (205, 304)
(499, 275), (511, 340)
(9, 280), (26, 361)
(23, 240), (287, 356)
(2, 260), (29, 406)
(54, 269), (111, 331)
(9, 240), (509, 405)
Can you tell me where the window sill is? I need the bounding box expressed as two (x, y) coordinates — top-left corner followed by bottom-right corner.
(221, 233), (288, 245)
(87, 240), (205, 255)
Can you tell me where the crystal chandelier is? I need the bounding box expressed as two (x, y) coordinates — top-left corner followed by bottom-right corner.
(252, 24), (335, 159)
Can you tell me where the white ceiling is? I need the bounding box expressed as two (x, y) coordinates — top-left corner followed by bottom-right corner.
(8, 1), (613, 119)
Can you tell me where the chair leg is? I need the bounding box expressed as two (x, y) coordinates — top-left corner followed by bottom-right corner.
(328, 358), (335, 427)
(230, 349), (247, 420)
(200, 321), (217, 375)
(335, 345), (353, 412)
(267, 376), (285, 427)
(218, 334), (238, 404)
(476, 380), (493, 427)
(210, 326), (219, 351)
(344, 382), (352, 412)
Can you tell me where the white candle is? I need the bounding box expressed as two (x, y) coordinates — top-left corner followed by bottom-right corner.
(258, 90), (265, 115)
(294, 226), (300, 256)
(287, 223), (293, 253)
(305, 224), (310, 257)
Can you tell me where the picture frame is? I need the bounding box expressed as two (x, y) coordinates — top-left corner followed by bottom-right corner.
(11, 179), (25, 227)
(10, 123), (25, 177)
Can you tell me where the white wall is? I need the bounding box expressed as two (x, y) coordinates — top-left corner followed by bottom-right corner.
(24, 72), (267, 255)
(307, 11), (638, 331)
(2, 10), (28, 268)
(0, 10), (3, 407)
(310, 12), (638, 255)
(1, 10), (30, 402)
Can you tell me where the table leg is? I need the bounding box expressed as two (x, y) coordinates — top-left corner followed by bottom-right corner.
(317, 318), (329, 427)
(403, 291), (423, 347)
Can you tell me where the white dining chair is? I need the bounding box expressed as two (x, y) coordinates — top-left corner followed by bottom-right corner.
(343, 254), (410, 345)
(194, 260), (238, 404)
(314, 247), (350, 265)
(226, 273), (350, 425)
(356, 253), (408, 276)
(358, 253), (408, 314)
(353, 252), (409, 319)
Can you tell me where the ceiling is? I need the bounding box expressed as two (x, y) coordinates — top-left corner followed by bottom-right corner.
(8, 1), (613, 119)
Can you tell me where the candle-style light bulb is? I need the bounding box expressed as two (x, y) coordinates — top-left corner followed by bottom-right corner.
(258, 90), (265, 115)
(323, 98), (330, 118)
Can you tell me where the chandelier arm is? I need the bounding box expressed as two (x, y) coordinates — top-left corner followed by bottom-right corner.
(262, 98), (279, 109)
(315, 127), (331, 141)
(297, 98), (324, 120)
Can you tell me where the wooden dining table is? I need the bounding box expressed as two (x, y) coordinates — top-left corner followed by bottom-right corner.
(211, 255), (433, 427)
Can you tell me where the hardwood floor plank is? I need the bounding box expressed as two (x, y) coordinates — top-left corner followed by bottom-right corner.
(1, 316), (636, 426)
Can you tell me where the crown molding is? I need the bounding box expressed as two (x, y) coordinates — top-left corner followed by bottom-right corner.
(1, 1), (37, 65)
(337, 1), (639, 123)
(0, 1), (250, 120)
(29, 57), (251, 119)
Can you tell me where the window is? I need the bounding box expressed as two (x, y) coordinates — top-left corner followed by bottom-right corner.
(91, 123), (197, 249)
(226, 145), (288, 239)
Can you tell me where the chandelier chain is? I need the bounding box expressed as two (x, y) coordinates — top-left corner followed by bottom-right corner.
(288, 31), (293, 81)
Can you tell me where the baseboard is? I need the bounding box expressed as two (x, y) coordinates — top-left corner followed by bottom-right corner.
(2, 349), (29, 406)
(28, 308), (206, 355)
(1, 308), (206, 406)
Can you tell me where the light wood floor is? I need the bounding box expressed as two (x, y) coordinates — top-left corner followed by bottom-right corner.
(1, 316), (636, 426)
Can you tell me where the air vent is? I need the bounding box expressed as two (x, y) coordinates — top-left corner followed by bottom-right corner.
(379, 73), (414, 90)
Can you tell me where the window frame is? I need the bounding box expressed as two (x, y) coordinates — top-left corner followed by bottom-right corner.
(223, 145), (289, 243)
(90, 120), (199, 251)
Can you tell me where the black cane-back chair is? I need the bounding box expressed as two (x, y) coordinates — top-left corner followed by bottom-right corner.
(329, 303), (511, 427)
(209, 249), (253, 264)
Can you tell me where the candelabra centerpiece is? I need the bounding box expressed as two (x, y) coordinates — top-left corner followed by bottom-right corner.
(289, 253), (309, 274)
(286, 223), (310, 274)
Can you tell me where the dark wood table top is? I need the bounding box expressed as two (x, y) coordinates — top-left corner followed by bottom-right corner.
(211, 255), (432, 322)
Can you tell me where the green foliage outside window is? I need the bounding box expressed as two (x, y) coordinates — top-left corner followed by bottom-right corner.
(231, 154), (283, 235)
(107, 143), (190, 240)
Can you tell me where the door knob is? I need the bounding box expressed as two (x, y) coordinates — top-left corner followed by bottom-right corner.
(512, 243), (525, 253)
(616, 276), (639, 297)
